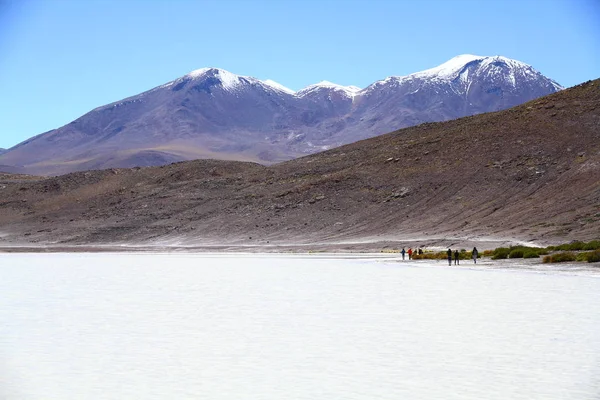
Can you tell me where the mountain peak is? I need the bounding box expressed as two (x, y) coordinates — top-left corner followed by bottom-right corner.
(185, 67), (245, 90)
(410, 54), (486, 80)
(408, 54), (542, 82)
(362, 54), (563, 93)
(297, 80), (362, 97)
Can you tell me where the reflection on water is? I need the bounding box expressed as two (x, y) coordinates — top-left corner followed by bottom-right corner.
(1, 253), (599, 399)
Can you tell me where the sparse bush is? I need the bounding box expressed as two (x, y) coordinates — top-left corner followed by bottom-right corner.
(509, 249), (524, 258)
(523, 250), (540, 259)
(568, 241), (585, 251)
(581, 249), (600, 263)
(536, 248), (549, 256)
(492, 247), (510, 260)
(542, 252), (577, 263)
(545, 240), (600, 252)
(482, 249), (494, 257)
(554, 241), (587, 251)
(412, 251), (447, 260)
(583, 240), (600, 251)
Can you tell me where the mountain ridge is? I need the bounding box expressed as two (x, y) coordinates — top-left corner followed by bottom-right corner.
(0, 54), (564, 175)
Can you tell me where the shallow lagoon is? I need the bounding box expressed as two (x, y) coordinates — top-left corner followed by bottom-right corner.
(1, 253), (599, 399)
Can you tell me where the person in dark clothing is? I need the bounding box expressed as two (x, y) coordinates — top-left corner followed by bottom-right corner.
(418, 248), (423, 255)
(401, 248), (406, 260)
(454, 250), (460, 265)
(472, 247), (478, 264)
(447, 249), (452, 266)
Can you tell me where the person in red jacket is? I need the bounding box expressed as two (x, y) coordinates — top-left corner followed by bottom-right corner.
(408, 248), (413, 260)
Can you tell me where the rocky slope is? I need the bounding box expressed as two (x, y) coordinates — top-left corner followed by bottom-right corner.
(0, 80), (597, 250)
(0, 55), (562, 175)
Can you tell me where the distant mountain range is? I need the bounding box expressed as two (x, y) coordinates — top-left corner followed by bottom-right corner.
(0, 54), (563, 175)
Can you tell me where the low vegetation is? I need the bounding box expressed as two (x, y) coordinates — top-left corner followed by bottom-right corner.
(412, 249), (474, 260)
(575, 249), (600, 263)
(385, 240), (599, 265)
(542, 240), (600, 263)
(547, 240), (600, 252)
(489, 245), (547, 260)
(523, 250), (540, 259)
(543, 252), (577, 263)
(485, 241), (600, 263)
(404, 240), (600, 264)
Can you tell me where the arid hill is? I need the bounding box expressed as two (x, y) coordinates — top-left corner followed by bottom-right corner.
(0, 80), (598, 251)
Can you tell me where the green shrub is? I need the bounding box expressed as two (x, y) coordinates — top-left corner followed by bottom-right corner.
(582, 249), (600, 263)
(536, 248), (549, 256)
(576, 252), (588, 262)
(582, 240), (600, 251)
(509, 249), (524, 258)
(554, 243), (571, 251)
(568, 241), (585, 251)
(547, 240), (600, 252)
(412, 251), (446, 260)
(542, 252), (577, 263)
(492, 247), (510, 260)
(523, 250), (539, 259)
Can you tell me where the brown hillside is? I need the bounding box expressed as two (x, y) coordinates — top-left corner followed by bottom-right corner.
(0, 80), (598, 250)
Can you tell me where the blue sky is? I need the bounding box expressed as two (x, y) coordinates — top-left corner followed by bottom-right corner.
(0, 0), (598, 149)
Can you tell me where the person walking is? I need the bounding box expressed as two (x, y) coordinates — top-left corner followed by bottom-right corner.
(447, 248), (452, 266)
(472, 247), (479, 264)
(401, 248), (406, 260)
(454, 250), (460, 265)
(408, 248), (413, 260)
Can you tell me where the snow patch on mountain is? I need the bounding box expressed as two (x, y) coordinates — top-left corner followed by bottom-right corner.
(297, 81), (362, 98)
(187, 67), (213, 78)
(261, 79), (296, 94)
(186, 68), (245, 90)
(364, 55), (564, 93)
(411, 54), (484, 80)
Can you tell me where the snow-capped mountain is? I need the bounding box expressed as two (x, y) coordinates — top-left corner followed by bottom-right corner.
(0, 55), (563, 175)
(297, 81), (361, 98)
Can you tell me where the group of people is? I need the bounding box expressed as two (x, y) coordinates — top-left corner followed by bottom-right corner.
(400, 247), (423, 260)
(400, 246), (479, 265)
(447, 247), (479, 265)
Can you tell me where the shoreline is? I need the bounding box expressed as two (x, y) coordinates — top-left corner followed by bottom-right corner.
(2, 246), (598, 277)
(0, 236), (547, 254)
